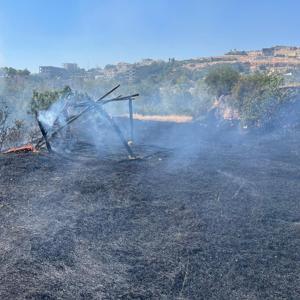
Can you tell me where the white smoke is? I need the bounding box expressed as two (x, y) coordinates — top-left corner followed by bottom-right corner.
(37, 93), (131, 157)
(38, 98), (69, 129)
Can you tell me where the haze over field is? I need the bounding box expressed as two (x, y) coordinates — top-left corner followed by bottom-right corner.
(1, 1), (300, 299)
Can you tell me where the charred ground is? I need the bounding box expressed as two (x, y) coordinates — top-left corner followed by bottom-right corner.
(0, 121), (300, 299)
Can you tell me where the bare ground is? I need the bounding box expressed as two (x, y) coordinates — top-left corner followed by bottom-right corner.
(0, 121), (300, 299)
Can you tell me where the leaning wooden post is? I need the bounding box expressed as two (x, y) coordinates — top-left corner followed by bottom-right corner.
(34, 111), (52, 152)
(95, 106), (135, 159)
(128, 99), (134, 143)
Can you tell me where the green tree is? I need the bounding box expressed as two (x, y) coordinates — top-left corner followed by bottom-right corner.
(4, 67), (17, 77)
(17, 69), (31, 76)
(3, 67), (31, 77)
(29, 86), (72, 113)
(231, 72), (286, 127)
(205, 65), (240, 97)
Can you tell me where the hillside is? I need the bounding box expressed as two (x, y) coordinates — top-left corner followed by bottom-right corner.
(1, 46), (300, 129)
(89, 46), (300, 85)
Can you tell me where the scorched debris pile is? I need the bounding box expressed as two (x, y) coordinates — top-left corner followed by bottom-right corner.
(3, 85), (139, 158)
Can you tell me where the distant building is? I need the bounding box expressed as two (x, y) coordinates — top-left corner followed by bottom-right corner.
(39, 66), (66, 77)
(126, 68), (136, 83)
(63, 63), (79, 72)
(39, 63), (86, 78)
(116, 62), (131, 72)
(261, 46), (300, 58)
(262, 48), (275, 56)
(104, 69), (117, 79)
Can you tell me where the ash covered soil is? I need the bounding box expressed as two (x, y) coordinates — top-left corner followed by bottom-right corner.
(0, 121), (300, 299)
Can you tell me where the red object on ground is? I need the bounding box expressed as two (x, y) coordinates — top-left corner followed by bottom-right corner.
(3, 144), (37, 154)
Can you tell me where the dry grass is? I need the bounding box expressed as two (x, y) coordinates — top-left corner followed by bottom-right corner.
(131, 114), (193, 123)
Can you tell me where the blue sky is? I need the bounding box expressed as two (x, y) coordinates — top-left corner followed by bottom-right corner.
(0, 0), (299, 72)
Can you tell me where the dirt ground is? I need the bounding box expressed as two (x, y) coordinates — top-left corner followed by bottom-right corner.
(0, 121), (300, 299)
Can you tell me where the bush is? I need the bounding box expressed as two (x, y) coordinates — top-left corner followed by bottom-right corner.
(204, 68), (291, 129)
(0, 102), (25, 151)
(231, 72), (287, 127)
(5, 120), (25, 147)
(205, 65), (240, 97)
(0, 102), (9, 150)
(29, 86), (72, 113)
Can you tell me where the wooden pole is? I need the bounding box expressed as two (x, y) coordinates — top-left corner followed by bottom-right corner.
(95, 106), (135, 158)
(129, 99), (134, 143)
(34, 111), (52, 152)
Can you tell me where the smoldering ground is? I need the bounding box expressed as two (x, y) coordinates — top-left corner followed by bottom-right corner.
(1, 99), (300, 299)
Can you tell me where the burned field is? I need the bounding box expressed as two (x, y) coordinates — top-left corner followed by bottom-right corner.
(0, 121), (300, 299)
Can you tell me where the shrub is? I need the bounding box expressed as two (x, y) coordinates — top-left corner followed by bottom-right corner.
(0, 106), (25, 151)
(5, 120), (25, 147)
(231, 72), (287, 127)
(0, 102), (9, 150)
(29, 86), (72, 113)
(204, 65), (240, 97)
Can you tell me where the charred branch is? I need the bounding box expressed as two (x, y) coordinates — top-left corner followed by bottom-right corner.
(101, 94), (139, 105)
(35, 111), (52, 152)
